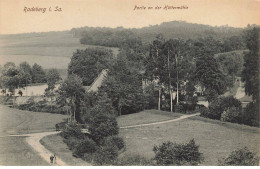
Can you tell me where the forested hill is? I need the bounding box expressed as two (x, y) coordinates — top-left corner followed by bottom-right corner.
(71, 21), (244, 44)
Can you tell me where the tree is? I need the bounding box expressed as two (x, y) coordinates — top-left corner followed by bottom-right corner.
(18, 62), (32, 87)
(215, 51), (244, 81)
(31, 63), (46, 83)
(241, 26), (259, 127)
(0, 62), (20, 95)
(68, 48), (114, 86)
(145, 36), (195, 111)
(194, 55), (227, 101)
(45, 69), (61, 111)
(242, 26), (259, 102)
(99, 55), (145, 116)
(58, 74), (85, 122)
(46, 69), (61, 91)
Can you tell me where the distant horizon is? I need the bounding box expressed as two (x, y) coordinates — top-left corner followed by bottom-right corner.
(1, 0), (259, 35)
(0, 20), (255, 36)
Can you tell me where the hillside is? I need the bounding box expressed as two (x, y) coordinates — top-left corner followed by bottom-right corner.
(72, 21), (245, 44)
(0, 31), (119, 71)
(0, 20), (246, 71)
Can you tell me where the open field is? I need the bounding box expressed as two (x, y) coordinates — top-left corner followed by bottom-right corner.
(0, 136), (48, 166)
(118, 110), (260, 165)
(0, 104), (67, 165)
(0, 32), (119, 69)
(117, 110), (182, 127)
(0, 105), (67, 135)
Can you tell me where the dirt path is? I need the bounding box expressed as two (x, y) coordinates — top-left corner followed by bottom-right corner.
(120, 113), (200, 129)
(25, 131), (67, 166)
(5, 131), (68, 166)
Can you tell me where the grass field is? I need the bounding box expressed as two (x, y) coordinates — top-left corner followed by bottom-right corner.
(40, 134), (90, 166)
(0, 105), (67, 135)
(0, 104), (67, 165)
(118, 110), (260, 165)
(0, 32), (119, 69)
(117, 110), (182, 127)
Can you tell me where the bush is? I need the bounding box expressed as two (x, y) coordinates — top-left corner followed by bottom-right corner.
(221, 107), (242, 123)
(60, 122), (84, 139)
(241, 102), (259, 127)
(101, 136), (125, 151)
(72, 137), (97, 157)
(218, 147), (259, 166)
(153, 139), (203, 166)
(175, 104), (184, 113)
(93, 144), (119, 165)
(55, 121), (67, 131)
(89, 112), (119, 144)
(207, 96), (242, 120)
(114, 154), (153, 166)
(63, 136), (80, 150)
(197, 107), (210, 117)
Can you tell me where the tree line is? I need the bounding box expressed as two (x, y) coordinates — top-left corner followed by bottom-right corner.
(0, 62), (60, 96)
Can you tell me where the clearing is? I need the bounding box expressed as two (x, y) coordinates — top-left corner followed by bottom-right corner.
(117, 110), (260, 165)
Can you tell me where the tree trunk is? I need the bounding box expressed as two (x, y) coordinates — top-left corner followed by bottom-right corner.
(170, 91), (173, 112)
(158, 87), (161, 110)
(176, 82), (179, 104)
(168, 47), (173, 112)
(176, 53), (179, 105)
(119, 106), (122, 116)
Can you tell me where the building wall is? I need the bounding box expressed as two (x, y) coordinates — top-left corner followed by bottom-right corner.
(1, 84), (60, 96)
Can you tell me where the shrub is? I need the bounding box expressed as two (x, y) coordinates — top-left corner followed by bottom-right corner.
(101, 136), (125, 151)
(218, 147), (259, 166)
(55, 121), (67, 131)
(197, 107), (210, 117)
(175, 104), (184, 113)
(114, 154), (153, 166)
(221, 107), (242, 123)
(72, 137), (97, 157)
(93, 144), (119, 165)
(63, 136), (80, 150)
(153, 139), (203, 166)
(89, 112), (119, 144)
(207, 96), (242, 120)
(241, 102), (259, 127)
(60, 122), (84, 139)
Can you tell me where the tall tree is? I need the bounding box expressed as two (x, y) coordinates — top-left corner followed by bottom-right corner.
(45, 69), (61, 111)
(194, 55), (227, 101)
(58, 74), (85, 122)
(242, 26), (259, 101)
(99, 55), (145, 116)
(68, 48), (114, 86)
(46, 69), (61, 91)
(18, 62), (32, 87)
(0, 62), (20, 94)
(31, 63), (46, 83)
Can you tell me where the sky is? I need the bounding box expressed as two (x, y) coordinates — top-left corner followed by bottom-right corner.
(0, 0), (259, 34)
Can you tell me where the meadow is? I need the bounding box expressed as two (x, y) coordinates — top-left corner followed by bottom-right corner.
(0, 32), (119, 70)
(117, 110), (260, 165)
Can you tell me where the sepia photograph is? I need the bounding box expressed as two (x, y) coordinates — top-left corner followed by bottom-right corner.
(0, 0), (259, 166)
